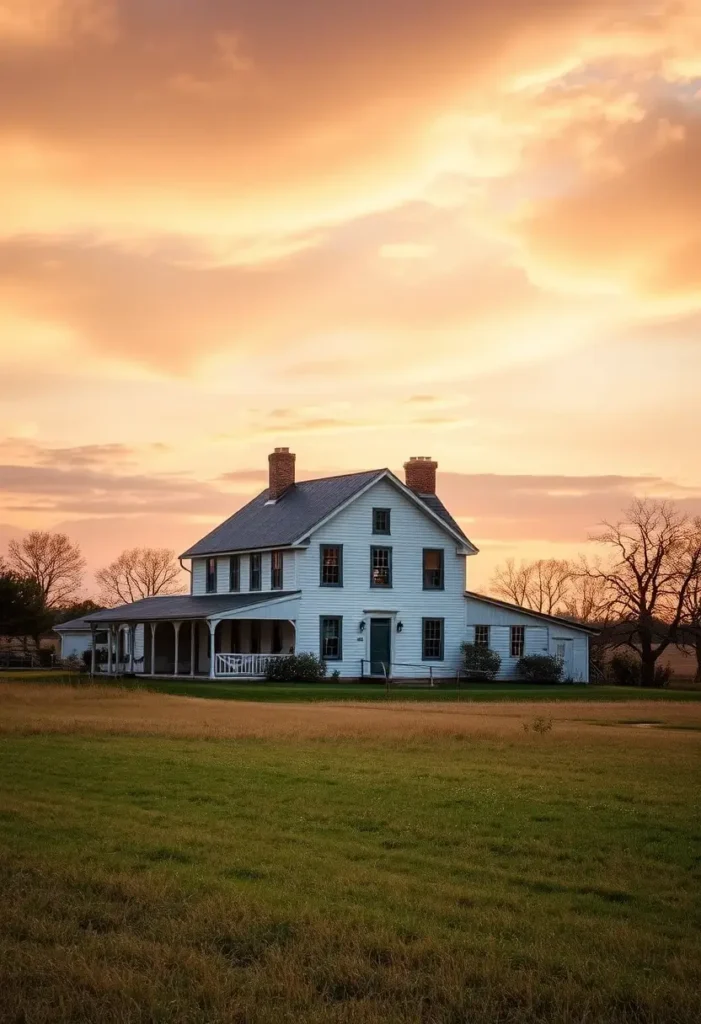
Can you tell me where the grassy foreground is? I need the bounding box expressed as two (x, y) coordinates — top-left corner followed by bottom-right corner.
(1, 687), (700, 1022)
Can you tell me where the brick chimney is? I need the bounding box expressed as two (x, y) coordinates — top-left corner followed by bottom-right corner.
(268, 447), (296, 500)
(404, 456), (437, 495)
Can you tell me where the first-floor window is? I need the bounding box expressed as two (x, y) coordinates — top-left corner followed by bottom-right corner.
(249, 552), (262, 591)
(94, 630), (108, 645)
(474, 625), (490, 648)
(422, 618), (444, 661)
(510, 626), (525, 658)
(320, 616), (342, 660)
(229, 554), (240, 592)
(271, 550), (283, 590)
(206, 557), (217, 593)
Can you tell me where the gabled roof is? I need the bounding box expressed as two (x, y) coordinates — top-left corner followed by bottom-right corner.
(181, 469), (475, 558)
(465, 590), (600, 635)
(84, 592), (301, 623)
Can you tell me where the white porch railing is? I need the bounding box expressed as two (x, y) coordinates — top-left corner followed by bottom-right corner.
(215, 653), (285, 677)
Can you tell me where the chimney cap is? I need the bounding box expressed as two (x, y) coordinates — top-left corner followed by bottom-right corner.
(273, 446), (290, 453)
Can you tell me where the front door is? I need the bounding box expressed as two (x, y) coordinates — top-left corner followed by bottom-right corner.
(551, 637), (574, 679)
(370, 618), (392, 676)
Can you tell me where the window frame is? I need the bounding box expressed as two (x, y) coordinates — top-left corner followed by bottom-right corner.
(510, 625), (525, 658)
(205, 557), (217, 594)
(319, 615), (343, 661)
(474, 625), (490, 648)
(422, 617), (445, 661)
(249, 552), (262, 592)
(372, 507), (391, 535)
(270, 550), (283, 590)
(229, 554), (240, 593)
(319, 544), (343, 587)
(422, 548), (444, 590)
(370, 545), (393, 588)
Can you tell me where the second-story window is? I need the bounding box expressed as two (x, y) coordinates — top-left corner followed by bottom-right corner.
(320, 545), (343, 586)
(271, 550), (283, 590)
(205, 557), (217, 593)
(229, 555), (240, 592)
(423, 549), (444, 590)
(371, 546), (392, 588)
(372, 508), (391, 535)
(474, 625), (490, 648)
(249, 552), (262, 591)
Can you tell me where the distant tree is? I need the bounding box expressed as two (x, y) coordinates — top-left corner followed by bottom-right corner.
(587, 500), (701, 688)
(96, 547), (184, 606)
(52, 599), (103, 626)
(491, 558), (572, 615)
(680, 564), (701, 683)
(559, 569), (611, 625)
(0, 568), (52, 646)
(7, 531), (85, 607)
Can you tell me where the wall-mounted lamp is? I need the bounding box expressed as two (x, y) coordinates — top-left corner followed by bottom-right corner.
(359, 620), (366, 632)
(397, 621), (404, 633)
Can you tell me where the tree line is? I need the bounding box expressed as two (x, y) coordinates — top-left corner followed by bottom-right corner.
(0, 534), (183, 649)
(490, 500), (701, 685)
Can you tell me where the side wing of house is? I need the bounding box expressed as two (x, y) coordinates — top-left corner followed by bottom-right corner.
(465, 596), (591, 682)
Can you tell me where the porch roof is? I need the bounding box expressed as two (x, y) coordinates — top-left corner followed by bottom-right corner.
(84, 591), (301, 624)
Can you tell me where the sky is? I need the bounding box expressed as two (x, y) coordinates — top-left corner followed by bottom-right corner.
(0, 0), (700, 597)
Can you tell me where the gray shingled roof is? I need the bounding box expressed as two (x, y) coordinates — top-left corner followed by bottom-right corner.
(181, 470), (384, 557)
(181, 469), (473, 558)
(464, 591), (599, 634)
(54, 615), (94, 632)
(84, 592), (300, 623)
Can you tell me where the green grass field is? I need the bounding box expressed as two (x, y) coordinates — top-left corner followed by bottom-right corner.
(1, 684), (700, 1022)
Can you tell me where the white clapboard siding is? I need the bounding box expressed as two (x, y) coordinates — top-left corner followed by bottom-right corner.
(293, 477), (469, 678)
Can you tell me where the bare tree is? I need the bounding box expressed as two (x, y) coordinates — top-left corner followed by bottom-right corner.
(7, 531), (85, 607)
(587, 500), (701, 687)
(96, 548), (184, 606)
(491, 558), (572, 615)
(560, 567), (612, 625)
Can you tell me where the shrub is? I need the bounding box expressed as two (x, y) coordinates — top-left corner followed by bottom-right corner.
(461, 642), (501, 680)
(608, 653), (673, 689)
(37, 648), (55, 668)
(330, 669), (341, 681)
(266, 653), (327, 683)
(516, 654), (563, 683)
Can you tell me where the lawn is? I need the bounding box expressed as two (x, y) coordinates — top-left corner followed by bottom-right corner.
(1, 685), (700, 1022)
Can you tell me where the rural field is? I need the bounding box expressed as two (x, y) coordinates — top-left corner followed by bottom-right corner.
(1, 682), (700, 1023)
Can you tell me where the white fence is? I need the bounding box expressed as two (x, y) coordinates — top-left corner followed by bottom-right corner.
(215, 653), (285, 677)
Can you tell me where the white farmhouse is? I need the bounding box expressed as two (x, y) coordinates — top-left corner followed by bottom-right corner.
(82, 449), (595, 681)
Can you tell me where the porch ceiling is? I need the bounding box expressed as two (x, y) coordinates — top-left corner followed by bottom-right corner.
(84, 591), (301, 624)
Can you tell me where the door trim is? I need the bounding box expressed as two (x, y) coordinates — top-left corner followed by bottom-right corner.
(366, 614), (395, 677)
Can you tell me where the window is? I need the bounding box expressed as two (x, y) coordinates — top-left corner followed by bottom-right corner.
(474, 625), (490, 648)
(229, 555), (240, 592)
(510, 626), (525, 658)
(320, 616), (342, 660)
(371, 546), (392, 587)
(320, 545), (343, 587)
(249, 552), (262, 591)
(250, 620), (261, 653)
(372, 508), (391, 535)
(205, 557), (217, 593)
(271, 550), (283, 590)
(272, 621), (283, 654)
(94, 630), (108, 645)
(423, 549), (444, 590)
(422, 618), (444, 661)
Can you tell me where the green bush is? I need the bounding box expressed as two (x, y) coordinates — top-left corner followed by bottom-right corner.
(461, 642), (501, 680)
(516, 654), (563, 683)
(266, 653), (327, 683)
(608, 653), (672, 688)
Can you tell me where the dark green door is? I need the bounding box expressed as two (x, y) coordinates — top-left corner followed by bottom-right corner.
(370, 618), (391, 676)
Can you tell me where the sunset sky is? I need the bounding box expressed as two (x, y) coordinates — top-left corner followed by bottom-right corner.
(0, 0), (699, 596)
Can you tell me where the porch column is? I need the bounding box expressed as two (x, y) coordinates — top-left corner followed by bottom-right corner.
(90, 626), (96, 676)
(149, 622), (157, 676)
(128, 625), (135, 674)
(209, 620), (217, 679)
(173, 621), (182, 677)
(190, 621), (196, 677)
(107, 626), (113, 675)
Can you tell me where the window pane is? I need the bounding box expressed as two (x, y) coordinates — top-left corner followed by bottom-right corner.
(321, 545), (341, 586)
(423, 549), (443, 589)
(229, 555), (240, 592)
(373, 508), (391, 534)
(271, 550), (283, 589)
(250, 553), (261, 591)
(422, 618), (444, 660)
(321, 617), (342, 660)
(206, 558), (217, 592)
(474, 625), (489, 648)
(510, 626), (525, 658)
(371, 547), (392, 587)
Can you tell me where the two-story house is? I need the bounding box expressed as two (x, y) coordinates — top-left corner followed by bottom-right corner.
(78, 448), (595, 680)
